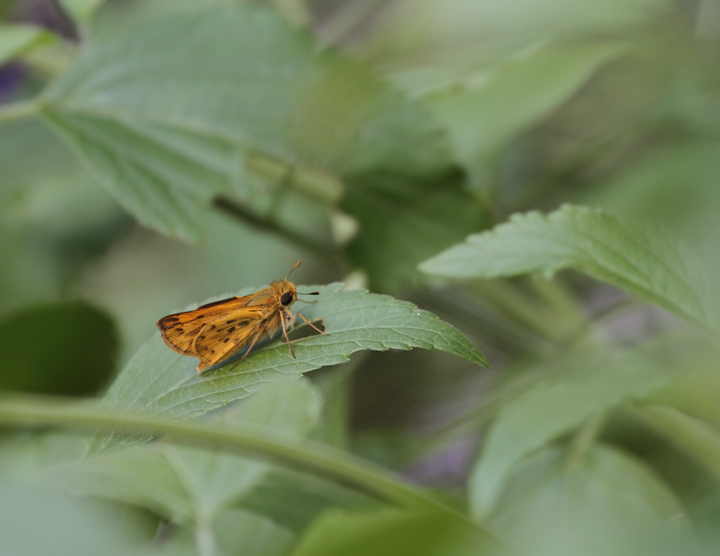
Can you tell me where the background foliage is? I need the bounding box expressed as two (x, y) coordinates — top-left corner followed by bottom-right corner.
(1, 0), (720, 555)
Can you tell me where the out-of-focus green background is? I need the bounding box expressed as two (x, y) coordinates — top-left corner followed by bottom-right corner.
(2, 1), (720, 555)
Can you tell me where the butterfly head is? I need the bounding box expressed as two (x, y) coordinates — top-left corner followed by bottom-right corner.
(274, 261), (320, 307)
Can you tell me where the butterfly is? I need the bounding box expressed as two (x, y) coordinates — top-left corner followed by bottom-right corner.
(157, 261), (325, 373)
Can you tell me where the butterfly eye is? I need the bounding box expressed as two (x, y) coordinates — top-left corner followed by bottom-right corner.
(280, 292), (294, 306)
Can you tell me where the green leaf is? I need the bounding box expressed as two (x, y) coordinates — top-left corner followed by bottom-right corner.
(290, 509), (504, 556)
(0, 120), (127, 316)
(342, 174), (489, 291)
(420, 204), (713, 329)
(0, 301), (116, 396)
(0, 484), (142, 556)
(56, 378), (321, 523)
(93, 283), (487, 452)
(40, 5), (452, 240)
(58, 0), (105, 23)
(212, 508), (296, 556)
(423, 41), (624, 179)
(42, 113), (240, 243)
(237, 467), (377, 532)
(0, 24), (54, 66)
(469, 346), (677, 518)
(489, 445), (689, 556)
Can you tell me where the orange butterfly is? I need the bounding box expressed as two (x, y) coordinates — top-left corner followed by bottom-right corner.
(157, 262), (325, 373)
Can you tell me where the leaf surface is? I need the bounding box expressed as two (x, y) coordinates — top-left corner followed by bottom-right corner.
(469, 345), (677, 518)
(94, 283), (487, 451)
(488, 445), (688, 556)
(0, 24), (53, 66)
(420, 204), (713, 329)
(40, 5), (452, 240)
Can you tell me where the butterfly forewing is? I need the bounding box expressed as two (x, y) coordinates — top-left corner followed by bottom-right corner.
(158, 294), (256, 356)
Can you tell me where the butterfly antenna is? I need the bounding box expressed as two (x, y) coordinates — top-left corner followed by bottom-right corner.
(285, 260), (302, 280)
(296, 291), (319, 303)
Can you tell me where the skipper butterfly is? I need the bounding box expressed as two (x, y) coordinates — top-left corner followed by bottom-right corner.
(157, 262), (324, 373)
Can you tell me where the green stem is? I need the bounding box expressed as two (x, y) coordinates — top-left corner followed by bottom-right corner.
(556, 298), (643, 351)
(0, 394), (469, 521)
(469, 279), (565, 341)
(629, 403), (720, 479)
(567, 411), (606, 466)
(0, 100), (40, 125)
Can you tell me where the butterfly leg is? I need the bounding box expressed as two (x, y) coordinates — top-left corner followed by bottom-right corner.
(226, 331), (264, 372)
(294, 312), (327, 335)
(280, 312), (296, 358)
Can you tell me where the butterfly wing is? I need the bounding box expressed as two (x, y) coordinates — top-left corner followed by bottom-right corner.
(193, 306), (278, 371)
(157, 294), (259, 356)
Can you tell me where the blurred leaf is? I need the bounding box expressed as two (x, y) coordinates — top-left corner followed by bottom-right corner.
(343, 174), (488, 291)
(469, 345), (677, 518)
(581, 143), (720, 239)
(423, 41), (624, 179)
(0, 301), (116, 396)
(212, 508), (296, 556)
(353, 0), (669, 73)
(420, 204), (714, 329)
(57, 378), (321, 523)
(236, 467), (377, 532)
(53, 448), (194, 521)
(0, 120), (127, 316)
(43, 114), (239, 243)
(40, 5), (453, 240)
(489, 445), (689, 556)
(162, 377), (321, 519)
(290, 508), (504, 556)
(0, 24), (54, 66)
(0, 484), (142, 556)
(93, 283), (488, 451)
(59, 0), (106, 23)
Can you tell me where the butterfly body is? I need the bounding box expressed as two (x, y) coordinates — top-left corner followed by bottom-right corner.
(157, 263), (322, 373)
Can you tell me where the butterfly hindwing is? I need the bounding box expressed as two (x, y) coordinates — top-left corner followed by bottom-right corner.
(193, 306), (274, 371)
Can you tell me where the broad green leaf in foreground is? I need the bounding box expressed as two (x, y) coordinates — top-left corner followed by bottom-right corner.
(489, 445), (688, 556)
(419, 204), (713, 329)
(469, 345), (679, 519)
(0, 484), (141, 556)
(290, 508), (504, 556)
(94, 283), (487, 451)
(0, 24), (54, 66)
(39, 5), (452, 241)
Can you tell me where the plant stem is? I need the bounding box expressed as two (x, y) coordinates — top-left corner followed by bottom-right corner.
(0, 100), (40, 125)
(0, 394), (476, 524)
(556, 298), (643, 351)
(629, 403), (720, 480)
(567, 411), (606, 466)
